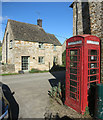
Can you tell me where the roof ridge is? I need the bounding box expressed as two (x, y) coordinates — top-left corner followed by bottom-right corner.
(8, 19), (39, 27)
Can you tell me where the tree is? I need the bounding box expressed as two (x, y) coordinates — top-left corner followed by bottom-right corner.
(0, 47), (2, 61)
(62, 50), (66, 67)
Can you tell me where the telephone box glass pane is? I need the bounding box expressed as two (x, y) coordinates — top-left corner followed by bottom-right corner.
(70, 74), (77, 80)
(90, 76), (97, 81)
(70, 68), (77, 74)
(70, 62), (77, 67)
(88, 49), (99, 88)
(70, 92), (76, 99)
(70, 80), (77, 87)
(69, 49), (80, 100)
(90, 50), (97, 55)
(88, 56), (97, 61)
(88, 63), (97, 68)
(70, 56), (77, 61)
(70, 86), (77, 92)
(70, 50), (78, 55)
(90, 69), (97, 74)
(90, 82), (96, 87)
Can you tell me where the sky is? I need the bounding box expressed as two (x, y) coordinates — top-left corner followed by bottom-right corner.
(1, 2), (73, 44)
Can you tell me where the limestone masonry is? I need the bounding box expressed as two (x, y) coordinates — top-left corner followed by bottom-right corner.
(2, 19), (62, 73)
(70, 1), (103, 81)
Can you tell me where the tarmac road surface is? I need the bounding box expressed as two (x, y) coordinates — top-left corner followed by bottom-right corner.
(1, 71), (65, 118)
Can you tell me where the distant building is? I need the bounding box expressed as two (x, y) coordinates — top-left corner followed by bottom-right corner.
(2, 19), (62, 72)
(62, 40), (67, 53)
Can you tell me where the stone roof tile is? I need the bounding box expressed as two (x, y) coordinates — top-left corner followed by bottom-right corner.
(8, 19), (61, 46)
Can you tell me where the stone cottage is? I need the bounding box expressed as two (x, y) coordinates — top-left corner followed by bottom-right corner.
(70, 1), (103, 80)
(2, 19), (62, 73)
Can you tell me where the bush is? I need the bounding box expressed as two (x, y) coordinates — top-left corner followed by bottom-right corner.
(62, 50), (66, 67)
(29, 68), (41, 73)
(29, 68), (49, 73)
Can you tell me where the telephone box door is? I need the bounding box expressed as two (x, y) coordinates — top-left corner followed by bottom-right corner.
(66, 47), (81, 112)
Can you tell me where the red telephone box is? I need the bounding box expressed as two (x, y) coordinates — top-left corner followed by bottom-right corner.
(65, 35), (100, 114)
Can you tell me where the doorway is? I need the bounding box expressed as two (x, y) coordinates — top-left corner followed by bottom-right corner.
(21, 56), (29, 71)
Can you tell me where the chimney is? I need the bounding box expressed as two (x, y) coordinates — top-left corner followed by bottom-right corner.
(37, 19), (42, 27)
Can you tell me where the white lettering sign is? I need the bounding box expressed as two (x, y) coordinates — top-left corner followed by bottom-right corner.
(87, 40), (99, 45)
(68, 40), (82, 45)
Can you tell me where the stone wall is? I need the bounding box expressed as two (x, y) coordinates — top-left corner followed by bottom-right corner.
(89, 2), (103, 81)
(2, 39), (62, 73)
(13, 40), (62, 72)
(2, 21), (62, 73)
(72, 1), (103, 81)
(0, 64), (15, 74)
(2, 21), (15, 64)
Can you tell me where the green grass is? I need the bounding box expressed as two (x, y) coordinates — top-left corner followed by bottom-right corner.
(0, 73), (19, 76)
(29, 68), (49, 73)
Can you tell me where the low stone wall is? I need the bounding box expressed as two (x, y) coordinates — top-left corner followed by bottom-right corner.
(0, 64), (15, 74)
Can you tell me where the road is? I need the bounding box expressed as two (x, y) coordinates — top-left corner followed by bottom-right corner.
(1, 71), (65, 118)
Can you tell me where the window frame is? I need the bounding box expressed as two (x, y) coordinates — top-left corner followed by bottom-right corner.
(21, 56), (29, 71)
(54, 45), (56, 51)
(39, 42), (44, 49)
(38, 56), (45, 64)
(9, 40), (13, 49)
(53, 56), (57, 63)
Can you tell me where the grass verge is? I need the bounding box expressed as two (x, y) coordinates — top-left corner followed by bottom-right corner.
(0, 73), (19, 76)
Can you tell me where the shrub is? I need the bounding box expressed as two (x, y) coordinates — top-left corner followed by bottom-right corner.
(62, 50), (66, 67)
(29, 68), (49, 73)
(29, 68), (41, 73)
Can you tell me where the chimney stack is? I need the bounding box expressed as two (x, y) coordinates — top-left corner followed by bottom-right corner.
(37, 19), (42, 27)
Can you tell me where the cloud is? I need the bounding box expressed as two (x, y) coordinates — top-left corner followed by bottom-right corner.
(0, 16), (9, 22)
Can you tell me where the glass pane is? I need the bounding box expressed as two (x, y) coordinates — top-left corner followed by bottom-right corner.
(88, 70), (89, 75)
(70, 50), (78, 55)
(22, 56), (28, 70)
(70, 80), (77, 87)
(38, 57), (41, 63)
(70, 62), (77, 67)
(90, 82), (96, 87)
(88, 63), (97, 68)
(90, 69), (97, 74)
(70, 56), (77, 61)
(70, 68), (77, 74)
(88, 56), (97, 61)
(70, 92), (76, 99)
(41, 57), (43, 62)
(90, 63), (97, 68)
(90, 76), (96, 81)
(70, 86), (77, 93)
(90, 50), (97, 55)
(88, 77), (90, 82)
(70, 74), (77, 80)
(90, 56), (97, 61)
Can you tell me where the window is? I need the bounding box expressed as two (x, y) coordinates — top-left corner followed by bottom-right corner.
(38, 56), (44, 64)
(53, 56), (57, 63)
(22, 56), (29, 70)
(39, 42), (44, 49)
(54, 45), (56, 51)
(9, 40), (13, 49)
